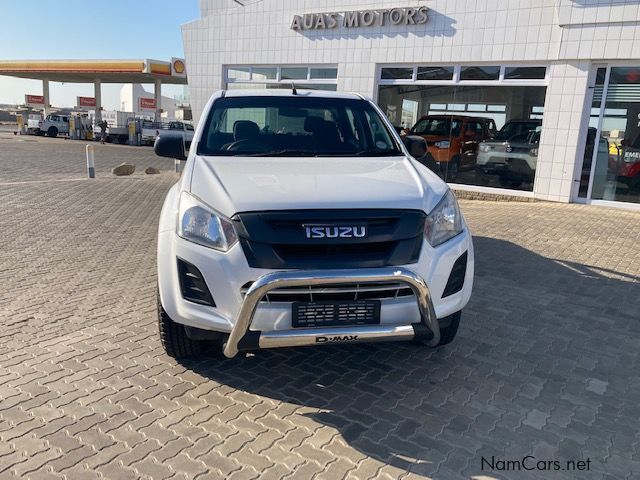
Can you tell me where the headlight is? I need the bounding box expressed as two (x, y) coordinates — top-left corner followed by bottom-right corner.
(424, 190), (464, 247)
(479, 144), (490, 152)
(177, 192), (238, 251)
(505, 144), (513, 153)
(530, 147), (539, 156)
(434, 140), (450, 149)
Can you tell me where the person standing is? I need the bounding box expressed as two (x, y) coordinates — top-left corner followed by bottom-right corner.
(99, 119), (108, 144)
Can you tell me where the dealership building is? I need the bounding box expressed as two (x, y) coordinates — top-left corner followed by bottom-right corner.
(183, 0), (640, 208)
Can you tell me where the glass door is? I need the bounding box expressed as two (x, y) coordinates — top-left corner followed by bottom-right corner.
(580, 66), (640, 204)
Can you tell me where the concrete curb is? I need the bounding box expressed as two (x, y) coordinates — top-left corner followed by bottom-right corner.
(452, 189), (537, 203)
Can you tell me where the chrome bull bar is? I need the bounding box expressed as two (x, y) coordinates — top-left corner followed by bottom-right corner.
(223, 268), (440, 358)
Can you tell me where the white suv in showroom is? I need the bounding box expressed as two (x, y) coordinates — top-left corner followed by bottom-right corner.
(154, 90), (474, 359)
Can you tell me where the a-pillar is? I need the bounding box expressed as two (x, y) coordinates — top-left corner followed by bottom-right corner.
(94, 79), (102, 125)
(42, 79), (50, 115)
(154, 79), (162, 121)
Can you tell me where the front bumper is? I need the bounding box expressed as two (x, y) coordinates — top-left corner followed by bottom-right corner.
(223, 268), (439, 358)
(427, 146), (452, 163)
(158, 219), (474, 357)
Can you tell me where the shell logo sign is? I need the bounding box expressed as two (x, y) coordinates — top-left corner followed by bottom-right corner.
(173, 60), (185, 74)
(172, 57), (187, 77)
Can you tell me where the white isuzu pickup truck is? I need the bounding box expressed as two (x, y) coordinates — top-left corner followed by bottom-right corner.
(154, 90), (474, 359)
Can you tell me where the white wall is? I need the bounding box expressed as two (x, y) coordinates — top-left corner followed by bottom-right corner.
(184, 0), (565, 121)
(184, 0), (640, 202)
(119, 84), (179, 118)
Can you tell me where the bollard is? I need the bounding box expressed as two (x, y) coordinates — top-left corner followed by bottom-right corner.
(174, 158), (181, 173)
(86, 144), (95, 178)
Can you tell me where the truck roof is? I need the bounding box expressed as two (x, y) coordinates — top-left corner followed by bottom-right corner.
(222, 89), (364, 100)
(417, 114), (493, 122)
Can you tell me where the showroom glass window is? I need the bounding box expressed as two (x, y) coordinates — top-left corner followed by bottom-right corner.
(225, 66), (338, 91)
(417, 67), (454, 81)
(381, 68), (413, 80)
(580, 67), (640, 204)
(460, 66), (500, 81)
(377, 65), (548, 191)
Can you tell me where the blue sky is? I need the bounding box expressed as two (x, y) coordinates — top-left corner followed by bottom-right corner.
(0, 0), (199, 109)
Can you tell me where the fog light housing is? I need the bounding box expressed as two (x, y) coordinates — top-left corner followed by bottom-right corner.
(177, 259), (216, 306)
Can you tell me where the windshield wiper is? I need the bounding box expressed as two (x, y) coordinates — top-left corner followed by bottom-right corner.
(243, 149), (402, 157)
(247, 149), (319, 157)
(350, 149), (403, 157)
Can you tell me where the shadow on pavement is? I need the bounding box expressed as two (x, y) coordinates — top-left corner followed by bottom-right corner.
(182, 236), (640, 478)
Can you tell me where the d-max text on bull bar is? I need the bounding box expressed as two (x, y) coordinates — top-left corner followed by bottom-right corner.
(154, 90), (474, 359)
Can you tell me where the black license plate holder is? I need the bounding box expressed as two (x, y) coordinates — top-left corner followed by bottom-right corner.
(292, 300), (381, 328)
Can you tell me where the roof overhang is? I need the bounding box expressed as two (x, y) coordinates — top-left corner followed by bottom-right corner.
(0, 59), (187, 84)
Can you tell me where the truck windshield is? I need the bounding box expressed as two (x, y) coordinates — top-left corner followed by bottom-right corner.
(411, 118), (461, 137)
(197, 96), (402, 157)
(493, 121), (541, 141)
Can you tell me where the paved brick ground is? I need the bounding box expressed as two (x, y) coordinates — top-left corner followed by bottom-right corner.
(1, 134), (639, 479)
(0, 132), (176, 183)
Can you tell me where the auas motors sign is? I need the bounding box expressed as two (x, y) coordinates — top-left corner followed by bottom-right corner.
(291, 7), (428, 31)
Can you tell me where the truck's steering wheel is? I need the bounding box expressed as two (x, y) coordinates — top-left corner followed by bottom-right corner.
(225, 139), (268, 152)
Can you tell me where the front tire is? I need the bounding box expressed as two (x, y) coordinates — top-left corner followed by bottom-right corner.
(47, 126), (58, 138)
(436, 311), (461, 346)
(157, 291), (202, 359)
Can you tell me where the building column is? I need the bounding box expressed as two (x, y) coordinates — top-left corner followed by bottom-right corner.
(42, 79), (50, 115)
(154, 79), (162, 121)
(94, 79), (102, 125)
(533, 61), (591, 203)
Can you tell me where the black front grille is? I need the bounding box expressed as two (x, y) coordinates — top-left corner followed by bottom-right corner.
(177, 259), (216, 306)
(442, 251), (467, 298)
(241, 281), (414, 303)
(233, 209), (426, 269)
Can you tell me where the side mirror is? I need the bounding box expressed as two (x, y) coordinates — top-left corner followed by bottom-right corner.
(154, 134), (186, 160)
(403, 135), (428, 158)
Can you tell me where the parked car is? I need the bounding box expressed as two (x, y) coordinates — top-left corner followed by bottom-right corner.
(153, 90), (474, 359)
(476, 119), (543, 175)
(39, 114), (70, 137)
(501, 126), (609, 190)
(141, 120), (195, 146)
(92, 111), (136, 144)
(496, 131), (541, 188)
(406, 115), (496, 180)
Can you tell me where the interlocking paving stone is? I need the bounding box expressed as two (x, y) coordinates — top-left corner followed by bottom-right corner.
(0, 134), (639, 479)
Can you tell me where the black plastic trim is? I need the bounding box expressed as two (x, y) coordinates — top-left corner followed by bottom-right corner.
(442, 251), (467, 298)
(177, 258), (216, 306)
(411, 323), (434, 341)
(184, 326), (224, 341)
(237, 330), (261, 352)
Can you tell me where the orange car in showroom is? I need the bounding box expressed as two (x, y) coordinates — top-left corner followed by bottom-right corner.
(405, 115), (496, 180)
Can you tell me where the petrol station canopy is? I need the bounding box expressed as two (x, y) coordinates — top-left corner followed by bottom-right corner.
(0, 59), (188, 84)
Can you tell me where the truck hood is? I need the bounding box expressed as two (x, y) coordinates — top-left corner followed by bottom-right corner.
(188, 155), (447, 217)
